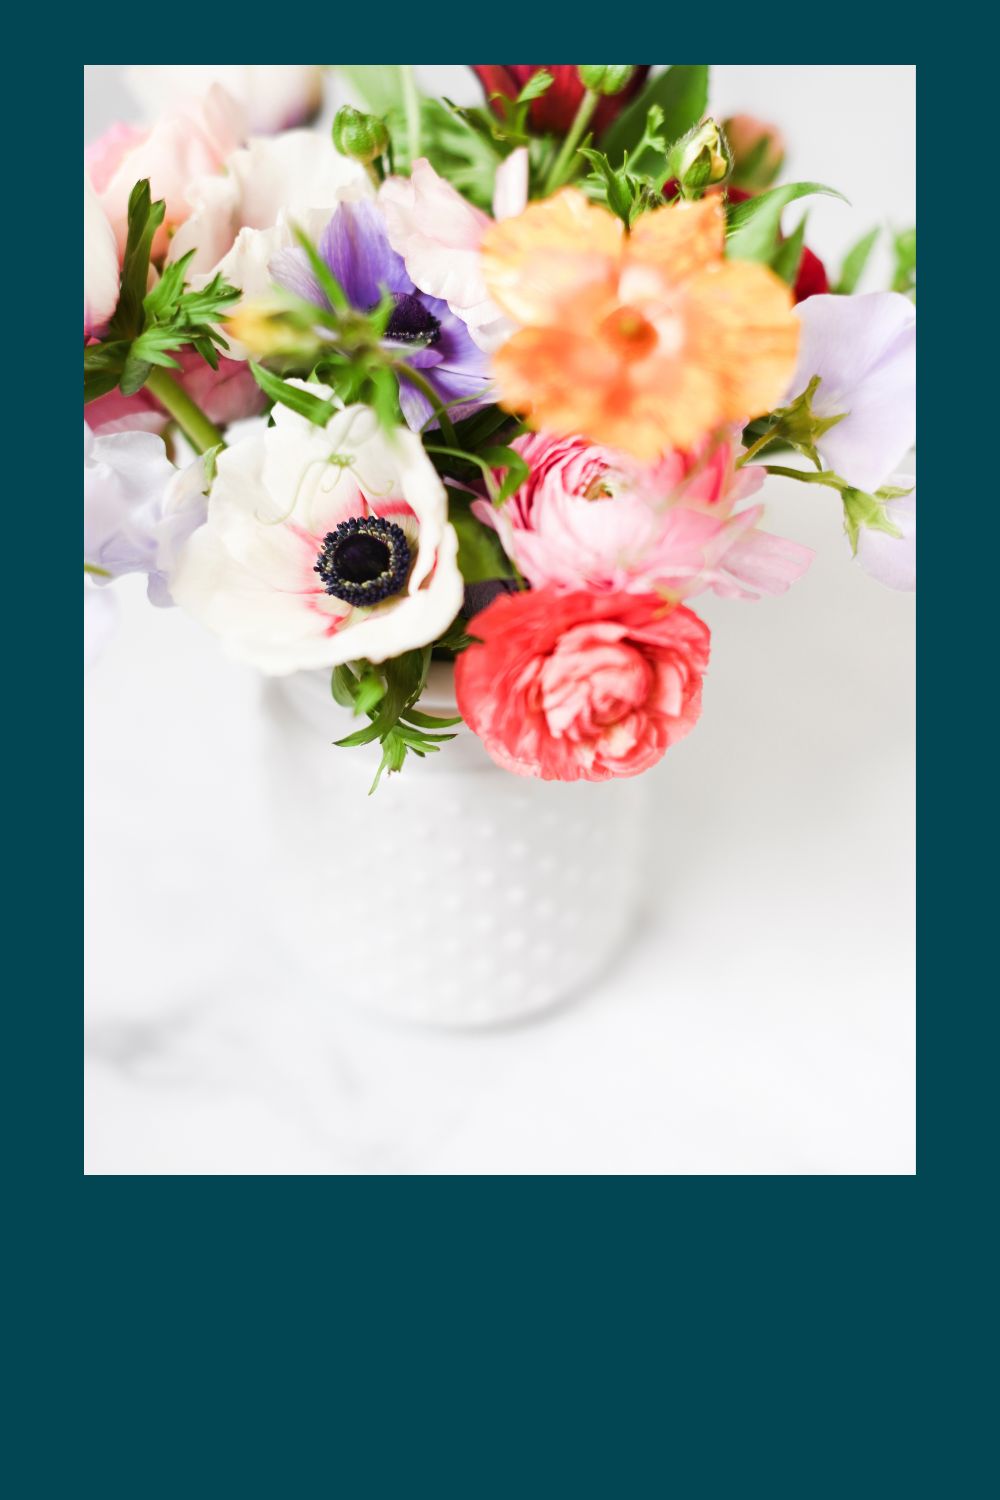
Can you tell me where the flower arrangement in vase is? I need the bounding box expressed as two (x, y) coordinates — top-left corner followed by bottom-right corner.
(85, 64), (915, 799)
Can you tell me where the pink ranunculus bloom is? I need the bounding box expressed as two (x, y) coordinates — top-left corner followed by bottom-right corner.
(455, 588), (711, 782)
(85, 84), (245, 259)
(473, 431), (813, 601)
(85, 349), (267, 436)
(379, 151), (528, 352)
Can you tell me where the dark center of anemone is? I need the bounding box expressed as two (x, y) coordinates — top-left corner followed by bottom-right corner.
(314, 517), (413, 608)
(383, 292), (441, 347)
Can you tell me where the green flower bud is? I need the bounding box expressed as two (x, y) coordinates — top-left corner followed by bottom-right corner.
(667, 118), (732, 196)
(577, 66), (636, 97)
(332, 105), (390, 164)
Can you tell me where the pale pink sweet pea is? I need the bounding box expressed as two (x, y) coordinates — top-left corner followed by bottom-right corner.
(474, 431), (813, 601)
(787, 291), (916, 493)
(86, 84), (245, 259)
(380, 151), (527, 352)
(854, 474), (916, 591)
(127, 65), (324, 135)
(84, 172), (120, 337)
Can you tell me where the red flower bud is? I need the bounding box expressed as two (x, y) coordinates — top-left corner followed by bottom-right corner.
(470, 64), (649, 135)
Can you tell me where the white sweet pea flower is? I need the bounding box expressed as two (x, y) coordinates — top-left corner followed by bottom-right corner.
(171, 392), (464, 675)
(169, 130), (372, 283)
(854, 473), (916, 592)
(84, 426), (209, 606)
(787, 292), (916, 493)
(128, 65), (325, 136)
(379, 150), (528, 352)
(84, 173), (120, 337)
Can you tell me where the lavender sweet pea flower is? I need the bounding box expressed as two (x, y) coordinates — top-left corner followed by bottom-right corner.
(854, 474), (916, 592)
(270, 199), (491, 431)
(84, 425), (209, 606)
(787, 292), (916, 493)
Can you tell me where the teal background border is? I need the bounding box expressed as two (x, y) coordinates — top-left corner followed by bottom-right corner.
(11, 31), (972, 1487)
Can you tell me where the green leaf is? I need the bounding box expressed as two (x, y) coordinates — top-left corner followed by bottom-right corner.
(109, 180), (165, 342)
(249, 363), (335, 425)
(447, 489), (514, 583)
(478, 445), (530, 504)
(517, 70), (553, 104)
(353, 672), (387, 717)
(600, 65), (709, 165)
(835, 226), (879, 295)
(336, 65), (404, 116)
(771, 213), (808, 287)
(579, 147), (636, 226)
(727, 181), (848, 263)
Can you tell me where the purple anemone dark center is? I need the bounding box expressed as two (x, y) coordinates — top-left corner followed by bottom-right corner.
(315, 517), (412, 608)
(382, 292), (442, 348)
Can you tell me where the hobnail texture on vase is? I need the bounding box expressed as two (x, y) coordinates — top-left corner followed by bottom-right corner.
(261, 668), (650, 1027)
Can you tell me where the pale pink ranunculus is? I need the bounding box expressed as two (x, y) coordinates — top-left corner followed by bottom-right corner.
(85, 84), (245, 259)
(380, 151), (527, 352)
(85, 349), (267, 436)
(474, 431), (813, 601)
(455, 587), (710, 781)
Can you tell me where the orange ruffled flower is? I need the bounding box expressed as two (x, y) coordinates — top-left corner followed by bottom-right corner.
(481, 191), (799, 460)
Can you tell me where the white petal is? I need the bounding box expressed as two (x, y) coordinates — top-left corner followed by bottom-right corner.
(84, 173), (120, 336)
(492, 147), (529, 220)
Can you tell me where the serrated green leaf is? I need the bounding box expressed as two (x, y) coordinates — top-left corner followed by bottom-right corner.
(600, 65), (709, 166)
(727, 181), (848, 263)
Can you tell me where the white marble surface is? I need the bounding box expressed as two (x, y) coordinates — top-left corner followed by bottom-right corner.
(84, 66), (916, 1174)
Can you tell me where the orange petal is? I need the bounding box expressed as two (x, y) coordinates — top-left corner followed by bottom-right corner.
(481, 188), (623, 327)
(491, 325), (623, 436)
(627, 197), (725, 283)
(682, 259), (799, 424)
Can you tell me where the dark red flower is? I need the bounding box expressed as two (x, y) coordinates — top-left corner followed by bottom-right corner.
(725, 186), (828, 303)
(470, 65), (649, 135)
(792, 245), (829, 301)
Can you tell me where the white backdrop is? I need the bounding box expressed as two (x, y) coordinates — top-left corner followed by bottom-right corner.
(84, 65), (916, 1174)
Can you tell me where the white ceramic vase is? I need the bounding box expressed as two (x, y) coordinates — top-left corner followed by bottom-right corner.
(261, 664), (650, 1028)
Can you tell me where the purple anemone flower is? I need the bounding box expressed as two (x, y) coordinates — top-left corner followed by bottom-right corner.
(270, 199), (492, 431)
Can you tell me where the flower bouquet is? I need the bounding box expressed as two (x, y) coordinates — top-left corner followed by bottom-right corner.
(85, 65), (915, 1022)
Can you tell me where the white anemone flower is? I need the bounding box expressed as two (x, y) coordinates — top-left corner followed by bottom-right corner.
(84, 425), (209, 605)
(128, 65), (325, 136)
(171, 392), (464, 675)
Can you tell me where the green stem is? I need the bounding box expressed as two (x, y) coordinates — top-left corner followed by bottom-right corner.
(146, 367), (224, 454)
(400, 65), (421, 163)
(763, 465), (844, 491)
(544, 90), (599, 193)
(395, 364), (458, 448)
(736, 427), (780, 467)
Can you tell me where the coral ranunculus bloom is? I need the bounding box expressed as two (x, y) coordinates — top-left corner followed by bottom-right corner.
(481, 191), (799, 460)
(455, 588), (710, 782)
